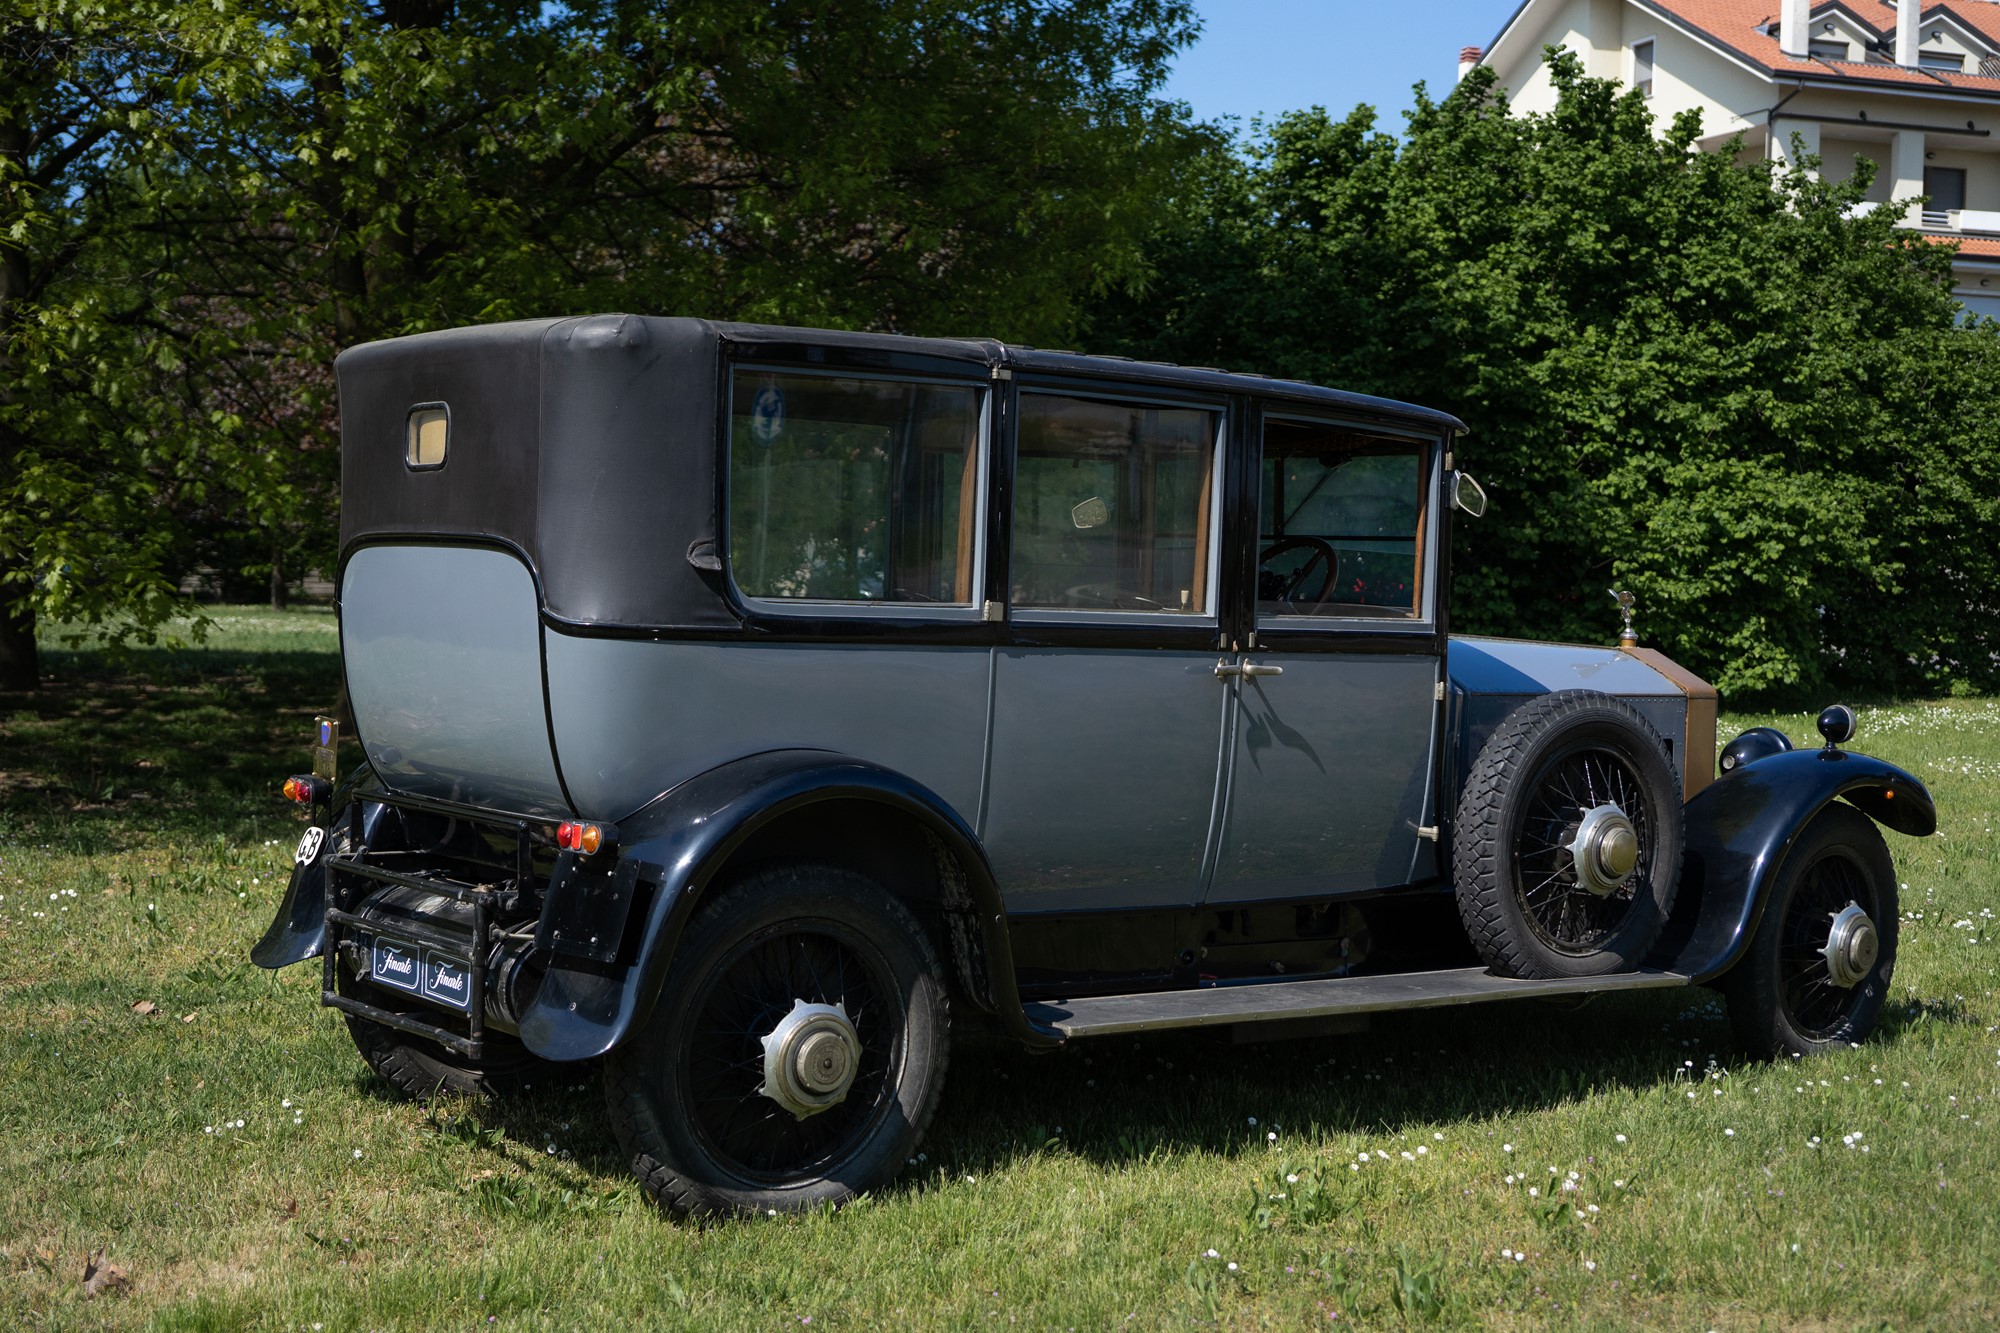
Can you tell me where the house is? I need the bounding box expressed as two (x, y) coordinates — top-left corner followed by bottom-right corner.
(1469, 0), (2000, 317)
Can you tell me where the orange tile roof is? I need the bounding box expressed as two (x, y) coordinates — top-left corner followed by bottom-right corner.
(1640, 0), (2000, 95)
(1926, 232), (2000, 255)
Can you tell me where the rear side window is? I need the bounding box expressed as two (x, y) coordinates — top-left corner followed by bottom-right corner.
(728, 369), (984, 605)
(1011, 393), (1221, 615)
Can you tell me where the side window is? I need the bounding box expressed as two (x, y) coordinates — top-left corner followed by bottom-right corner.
(1258, 419), (1430, 620)
(728, 369), (983, 606)
(1011, 393), (1220, 615)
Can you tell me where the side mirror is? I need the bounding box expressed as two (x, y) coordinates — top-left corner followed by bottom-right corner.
(1451, 472), (1488, 518)
(1070, 496), (1109, 529)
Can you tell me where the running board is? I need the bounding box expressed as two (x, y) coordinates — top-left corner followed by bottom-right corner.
(1023, 966), (1692, 1040)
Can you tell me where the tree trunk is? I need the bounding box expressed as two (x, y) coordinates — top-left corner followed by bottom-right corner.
(269, 547), (288, 610)
(0, 557), (39, 691)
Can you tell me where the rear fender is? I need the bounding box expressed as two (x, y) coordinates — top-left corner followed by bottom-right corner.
(516, 749), (1054, 1062)
(1652, 747), (1934, 981)
(250, 764), (393, 969)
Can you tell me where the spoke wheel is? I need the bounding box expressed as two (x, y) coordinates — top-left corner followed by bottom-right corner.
(1512, 746), (1657, 955)
(1453, 691), (1684, 979)
(606, 863), (949, 1218)
(1727, 802), (1898, 1058)
(680, 921), (896, 1181)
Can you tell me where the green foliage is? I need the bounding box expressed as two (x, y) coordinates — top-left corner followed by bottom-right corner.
(1085, 51), (2000, 700)
(0, 1), (1203, 681)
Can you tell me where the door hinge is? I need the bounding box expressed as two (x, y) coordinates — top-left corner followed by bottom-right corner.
(1416, 825), (1440, 841)
(991, 365), (1014, 381)
(982, 599), (1004, 622)
(1434, 680), (1447, 702)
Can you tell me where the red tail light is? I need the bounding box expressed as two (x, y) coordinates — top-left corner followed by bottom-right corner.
(281, 775), (329, 805)
(556, 821), (614, 856)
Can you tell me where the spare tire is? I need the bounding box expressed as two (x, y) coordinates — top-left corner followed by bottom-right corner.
(1452, 690), (1685, 979)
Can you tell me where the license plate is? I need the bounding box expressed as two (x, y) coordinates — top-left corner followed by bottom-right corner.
(369, 936), (422, 994)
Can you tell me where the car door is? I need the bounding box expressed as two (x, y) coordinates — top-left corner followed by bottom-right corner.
(1203, 412), (1445, 904)
(980, 385), (1233, 914)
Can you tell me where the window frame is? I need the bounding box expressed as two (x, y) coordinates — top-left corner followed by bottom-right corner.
(722, 361), (993, 622)
(1004, 383), (1229, 631)
(1247, 411), (1442, 635)
(1630, 38), (1656, 97)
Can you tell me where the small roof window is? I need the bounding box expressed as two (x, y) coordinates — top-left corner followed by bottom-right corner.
(407, 404), (449, 469)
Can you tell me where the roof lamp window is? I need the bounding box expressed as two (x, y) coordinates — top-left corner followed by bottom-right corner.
(406, 404), (449, 469)
(1808, 39), (1850, 62)
(1919, 49), (1966, 72)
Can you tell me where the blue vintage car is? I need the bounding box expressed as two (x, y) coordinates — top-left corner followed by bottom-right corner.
(254, 315), (1933, 1217)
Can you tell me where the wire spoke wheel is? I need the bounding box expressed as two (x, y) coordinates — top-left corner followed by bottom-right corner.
(1513, 745), (1657, 955)
(1454, 690), (1684, 979)
(605, 863), (950, 1218)
(681, 923), (896, 1180)
(1726, 802), (1898, 1059)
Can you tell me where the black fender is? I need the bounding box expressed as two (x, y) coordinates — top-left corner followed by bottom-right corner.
(1652, 747), (1934, 981)
(516, 749), (1055, 1062)
(250, 764), (392, 969)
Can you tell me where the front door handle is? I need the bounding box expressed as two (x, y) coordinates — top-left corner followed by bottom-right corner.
(1214, 659), (1284, 679)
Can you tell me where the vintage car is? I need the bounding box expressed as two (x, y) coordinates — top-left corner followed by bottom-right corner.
(253, 315), (1935, 1217)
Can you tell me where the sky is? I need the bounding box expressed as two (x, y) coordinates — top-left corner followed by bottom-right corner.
(1160, 0), (1519, 137)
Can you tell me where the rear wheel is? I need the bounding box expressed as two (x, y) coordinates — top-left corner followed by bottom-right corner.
(1453, 690), (1685, 978)
(1725, 803), (1898, 1058)
(604, 863), (950, 1218)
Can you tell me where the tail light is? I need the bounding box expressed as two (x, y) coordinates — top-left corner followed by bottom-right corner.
(281, 775), (331, 806)
(556, 821), (615, 856)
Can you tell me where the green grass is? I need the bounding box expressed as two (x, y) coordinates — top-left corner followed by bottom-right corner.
(3, 608), (1998, 1329)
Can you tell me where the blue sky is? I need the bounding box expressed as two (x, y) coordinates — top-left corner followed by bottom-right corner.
(1161, 0), (1517, 136)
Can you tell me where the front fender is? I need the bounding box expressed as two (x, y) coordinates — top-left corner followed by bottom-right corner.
(1653, 747), (1934, 981)
(516, 749), (1052, 1062)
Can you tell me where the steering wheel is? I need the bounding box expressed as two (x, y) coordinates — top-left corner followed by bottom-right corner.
(1257, 536), (1340, 614)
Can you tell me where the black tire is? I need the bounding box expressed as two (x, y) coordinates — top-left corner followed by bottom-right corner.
(336, 965), (551, 1100)
(604, 863), (950, 1219)
(1724, 802), (1898, 1058)
(1453, 690), (1685, 979)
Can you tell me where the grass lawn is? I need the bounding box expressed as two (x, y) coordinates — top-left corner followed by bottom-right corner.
(3, 607), (1998, 1329)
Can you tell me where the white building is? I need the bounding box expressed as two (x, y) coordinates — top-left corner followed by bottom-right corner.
(1472, 0), (2000, 316)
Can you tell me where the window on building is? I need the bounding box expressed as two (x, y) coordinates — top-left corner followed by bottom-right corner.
(1919, 49), (1967, 73)
(1925, 165), (1968, 214)
(1808, 39), (1851, 62)
(1631, 39), (1654, 96)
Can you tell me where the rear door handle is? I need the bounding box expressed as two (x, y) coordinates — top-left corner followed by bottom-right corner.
(1214, 659), (1284, 679)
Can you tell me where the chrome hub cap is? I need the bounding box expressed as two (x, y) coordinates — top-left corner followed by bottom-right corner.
(1565, 803), (1640, 897)
(1823, 902), (1880, 989)
(758, 998), (861, 1120)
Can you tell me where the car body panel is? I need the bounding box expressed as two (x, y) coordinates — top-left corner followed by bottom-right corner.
(543, 633), (990, 826)
(342, 544), (570, 818)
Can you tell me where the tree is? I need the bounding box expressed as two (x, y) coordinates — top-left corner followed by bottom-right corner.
(0, 1), (273, 688)
(3, 0), (1203, 685)
(1085, 51), (2000, 700)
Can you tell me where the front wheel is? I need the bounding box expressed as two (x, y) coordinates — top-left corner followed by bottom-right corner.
(604, 864), (950, 1218)
(1724, 802), (1898, 1058)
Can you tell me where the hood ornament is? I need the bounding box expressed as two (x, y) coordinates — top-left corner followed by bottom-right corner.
(1609, 589), (1638, 648)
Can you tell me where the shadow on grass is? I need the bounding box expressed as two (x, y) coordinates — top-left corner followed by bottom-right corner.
(342, 978), (1960, 1227)
(0, 641), (345, 849)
